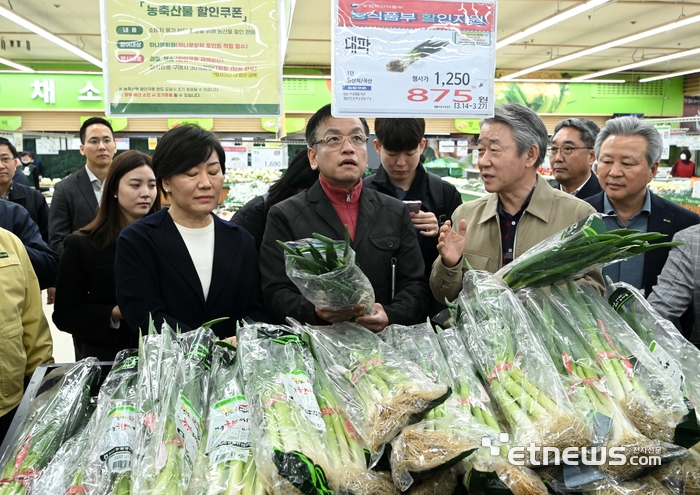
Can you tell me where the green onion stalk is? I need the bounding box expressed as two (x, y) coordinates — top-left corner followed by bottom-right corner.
(79, 349), (140, 495)
(239, 323), (335, 495)
(131, 318), (181, 480)
(188, 345), (265, 495)
(549, 281), (687, 443)
(606, 280), (700, 427)
(520, 288), (684, 479)
(457, 271), (591, 466)
(132, 327), (216, 495)
(497, 214), (683, 291)
(386, 38), (449, 72)
(312, 361), (399, 495)
(296, 321), (449, 466)
(277, 230), (375, 316)
(0, 358), (102, 495)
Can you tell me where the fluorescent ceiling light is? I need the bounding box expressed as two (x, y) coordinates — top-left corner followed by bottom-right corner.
(496, 77), (625, 83)
(0, 4), (102, 68)
(639, 68), (700, 83)
(501, 13), (700, 80)
(573, 47), (700, 81)
(0, 56), (34, 72)
(497, 0), (611, 49)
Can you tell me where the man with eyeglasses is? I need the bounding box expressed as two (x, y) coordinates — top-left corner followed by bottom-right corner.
(585, 116), (700, 298)
(431, 104), (601, 303)
(0, 138), (50, 243)
(49, 117), (117, 257)
(549, 118), (603, 199)
(259, 104), (430, 331)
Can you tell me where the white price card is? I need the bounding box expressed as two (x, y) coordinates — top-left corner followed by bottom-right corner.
(251, 147), (287, 169)
(332, 0), (496, 117)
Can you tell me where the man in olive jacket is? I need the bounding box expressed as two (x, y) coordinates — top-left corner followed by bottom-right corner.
(259, 104), (430, 332)
(431, 104), (601, 303)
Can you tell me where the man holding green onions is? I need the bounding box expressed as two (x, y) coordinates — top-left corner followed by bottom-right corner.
(430, 103), (601, 303)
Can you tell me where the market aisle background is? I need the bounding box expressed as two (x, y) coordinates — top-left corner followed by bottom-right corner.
(42, 289), (75, 363)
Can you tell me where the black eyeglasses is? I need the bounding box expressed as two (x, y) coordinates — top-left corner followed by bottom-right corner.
(548, 145), (593, 158)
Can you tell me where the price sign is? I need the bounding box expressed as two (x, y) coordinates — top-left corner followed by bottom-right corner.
(332, 0), (496, 117)
(251, 147), (287, 169)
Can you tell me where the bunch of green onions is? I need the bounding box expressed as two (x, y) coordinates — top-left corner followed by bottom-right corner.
(0, 359), (101, 495)
(299, 321), (449, 465)
(278, 230), (375, 315)
(133, 327), (215, 495)
(240, 323), (335, 495)
(386, 38), (449, 72)
(189, 345), (264, 495)
(79, 349), (140, 495)
(498, 214), (683, 291)
(548, 281), (687, 443)
(458, 271), (591, 465)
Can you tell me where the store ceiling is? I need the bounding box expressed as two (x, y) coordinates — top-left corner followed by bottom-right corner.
(2, 0), (700, 80)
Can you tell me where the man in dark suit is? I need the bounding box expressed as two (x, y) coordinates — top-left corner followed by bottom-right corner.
(550, 118), (603, 199)
(0, 138), (49, 242)
(49, 117), (116, 256)
(585, 116), (700, 297)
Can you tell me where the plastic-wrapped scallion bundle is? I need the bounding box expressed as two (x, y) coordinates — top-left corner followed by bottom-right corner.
(649, 448), (700, 494)
(296, 320), (449, 465)
(548, 281), (688, 443)
(131, 327), (216, 495)
(607, 281), (700, 444)
(131, 318), (181, 477)
(381, 323), (489, 491)
(463, 449), (549, 495)
(0, 358), (101, 495)
(312, 360), (399, 495)
(582, 475), (674, 495)
(458, 271), (592, 466)
(30, 418), (96, 495)
(81, 349), (140, 495)
(519, 288), (686, 480)
(239, 322), (335, 495)
(278, 231), (375, 315)
(188, 344), (265, 495)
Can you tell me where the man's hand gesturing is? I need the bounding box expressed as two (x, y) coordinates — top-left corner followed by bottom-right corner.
(436, 219), (467, 268)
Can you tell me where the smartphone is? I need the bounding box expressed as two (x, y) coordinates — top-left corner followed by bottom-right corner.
(403, 200), (422, 213)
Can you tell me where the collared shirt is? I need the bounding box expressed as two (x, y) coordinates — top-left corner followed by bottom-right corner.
(84, 165), (104, 204)
(498, 186), (536, 266)
(602, 188), (652, 289)
(0, 182), (13, 201)
(570, 173), (593, 197)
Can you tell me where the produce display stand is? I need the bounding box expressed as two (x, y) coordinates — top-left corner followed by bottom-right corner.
(0, 361), (113, 460)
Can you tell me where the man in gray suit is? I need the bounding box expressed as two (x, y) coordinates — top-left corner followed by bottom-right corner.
(48, 117), (116, 256)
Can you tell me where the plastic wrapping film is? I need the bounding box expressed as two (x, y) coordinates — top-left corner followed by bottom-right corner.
(30, 419), (95, 495)
(131, 327), (216, 495)
(383, 323), (497, 491)
(77, 348), (140, 495)
(311, 359), (399, 495)
(131, 319), (182, 483)
(649, 449), (700, 495)
(495, 214), (681, 291)
(404, 465), (462, 495)
(463, 449), (549, 495)
(294, 320), (449, 467)
(607, 281), (700, 444)
(188, 344), (265, 495)
(582, 475), (676, 495)
(457, 270), (592, 466)
(546, 281), (688, 443)
(282, 238), (375, 314)
(519, 288), (686, 481)
(239, 322), (336, 495)
(0, 358), (101, 494)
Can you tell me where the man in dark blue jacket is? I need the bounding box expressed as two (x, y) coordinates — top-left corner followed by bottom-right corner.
(0, 200), (58, 290)
(585, 116), (700, 297)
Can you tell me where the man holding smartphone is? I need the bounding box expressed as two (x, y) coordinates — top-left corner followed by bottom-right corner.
(364, 117), (462, 315)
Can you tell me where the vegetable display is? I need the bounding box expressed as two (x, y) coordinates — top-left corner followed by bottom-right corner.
(277, 231), (375, 315)
(497, 214), (683, 290)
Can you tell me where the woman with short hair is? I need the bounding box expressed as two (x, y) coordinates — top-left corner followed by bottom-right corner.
(115, 125), (268, 338)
